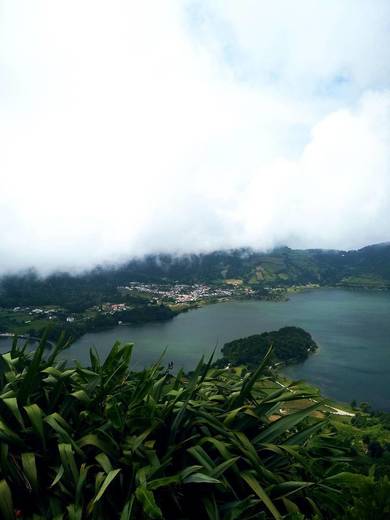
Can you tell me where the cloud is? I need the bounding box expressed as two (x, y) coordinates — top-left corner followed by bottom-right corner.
(195, 0), (390, 95)
(0, 1), (389, 274)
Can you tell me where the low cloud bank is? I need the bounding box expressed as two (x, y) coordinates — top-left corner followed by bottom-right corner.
(1, 1), (390, 275)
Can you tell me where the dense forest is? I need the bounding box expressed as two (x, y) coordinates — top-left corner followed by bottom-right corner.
(36, 304), (179, 342)
(0, 336), (388, 519)
(1, 243), (390, 311)
(217, 327), (318, 368)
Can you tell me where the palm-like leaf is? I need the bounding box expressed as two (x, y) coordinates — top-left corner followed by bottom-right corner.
(0, 337), (367, 519)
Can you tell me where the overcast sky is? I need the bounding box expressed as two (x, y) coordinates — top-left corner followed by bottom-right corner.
(1, 1), (390, 274)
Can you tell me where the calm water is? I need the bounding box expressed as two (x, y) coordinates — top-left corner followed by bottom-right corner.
(2, 288), (390, 410)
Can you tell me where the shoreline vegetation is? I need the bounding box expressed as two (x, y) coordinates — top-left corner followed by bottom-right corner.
(0, 336), (389, 518)
(214, 326), (319, 369)
(0, 281), (304, 342)
(1, 280), (387, 343)
(209, 327), (357, 417)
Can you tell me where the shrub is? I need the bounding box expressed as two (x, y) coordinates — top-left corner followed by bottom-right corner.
(0, 336), (377, 519)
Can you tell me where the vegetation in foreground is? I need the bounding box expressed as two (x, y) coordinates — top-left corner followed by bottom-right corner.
(0, 336), (388, 519)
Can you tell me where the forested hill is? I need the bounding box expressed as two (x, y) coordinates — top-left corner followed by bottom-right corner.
(217, 327), (318, 368)
(1, 242), (390, 309)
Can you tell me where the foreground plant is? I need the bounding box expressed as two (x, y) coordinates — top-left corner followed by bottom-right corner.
(0, 335), (375, 519)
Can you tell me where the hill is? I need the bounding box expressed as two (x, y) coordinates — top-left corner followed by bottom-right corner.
(216, 327), (318, 368)
(1, 243), (390, 311)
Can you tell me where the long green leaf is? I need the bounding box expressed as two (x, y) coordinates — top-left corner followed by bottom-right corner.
(95, 453), (113, 474)
(75, 464), (90, 506)
(78, 433), (117, 456)
(59, 443), (79, 484)
(203, 494), (220, 520)
(18, 333), (47, 404)
(120, 496), (135, 520)
(21, 452), (39, 492)
(0, 480), (13, 520)
(241, 471), (281, 520)
(284, 418), (327, 446)
(0, 418), (24, 446)
(24, 403), (45, 446)
(50, 465), (65, 488)
(45, 415), (81, 454)
(147, 475), (181, 490)
(212, 457), (240, 478)
(2, 397), (24, 427)
(253, 402), (323, 444)
(135, 485), (162, 519)
(67, 504), (83, 520)
(230, 346), (274, 408)
(187, 445), (215, 472)
(93, 468), (121, 504)
(183, 473), (221, 485)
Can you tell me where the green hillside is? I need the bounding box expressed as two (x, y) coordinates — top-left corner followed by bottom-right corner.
(217, 327), (318, 368)
(1, 243), (390, 312)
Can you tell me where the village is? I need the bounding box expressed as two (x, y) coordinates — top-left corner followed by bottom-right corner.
(121, 281), (252, 304)
(0, 281), (287, 340)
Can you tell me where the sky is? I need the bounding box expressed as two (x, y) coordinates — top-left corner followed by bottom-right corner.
(1, 0), (390, 274)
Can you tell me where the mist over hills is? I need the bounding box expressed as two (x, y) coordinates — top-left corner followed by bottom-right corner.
(1, 242), (390, 310)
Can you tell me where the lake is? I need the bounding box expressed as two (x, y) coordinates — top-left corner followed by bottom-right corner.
(2, 288), (390, 410)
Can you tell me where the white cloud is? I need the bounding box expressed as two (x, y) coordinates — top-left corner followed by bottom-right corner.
(0, 1), (389, 274)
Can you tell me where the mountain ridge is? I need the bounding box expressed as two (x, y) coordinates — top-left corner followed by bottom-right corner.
(1, 242), (390, 310)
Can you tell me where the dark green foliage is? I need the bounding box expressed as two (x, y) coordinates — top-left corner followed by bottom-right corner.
(0, 337), (379, 519)
(219, 327), (317, 368)
(342, 475), (390, 519)
(344, 409), (390, 479)
(0, 304), (178, 343)
(367, 440), (384, 458)
(353, 408), (390, 431)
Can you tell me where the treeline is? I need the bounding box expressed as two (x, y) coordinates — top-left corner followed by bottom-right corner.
(26, 304), (178, 342)
(350, 405), (390, 477)
(0, 270), (122, 311)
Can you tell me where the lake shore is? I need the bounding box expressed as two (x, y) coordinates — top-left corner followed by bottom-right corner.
(64, 288), (390, 411)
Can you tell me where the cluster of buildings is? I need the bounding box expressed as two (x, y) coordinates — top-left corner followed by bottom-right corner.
(12, 306), (75, 324)
(123, 282), (235, 304)
(98, 303), (129, 314)
(13, 306), (56, 315)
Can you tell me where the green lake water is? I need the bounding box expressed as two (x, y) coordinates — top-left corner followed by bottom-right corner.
(1, 288), (389, 410)
(65, 288), (390, 411)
